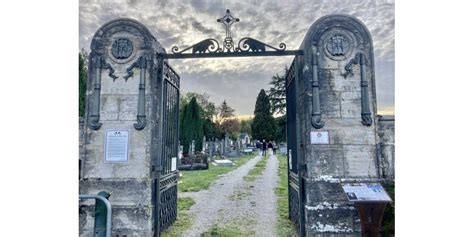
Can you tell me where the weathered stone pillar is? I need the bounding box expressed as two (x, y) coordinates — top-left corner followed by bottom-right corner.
(79, 18), (166, 236)
(298, 15), (379, 236)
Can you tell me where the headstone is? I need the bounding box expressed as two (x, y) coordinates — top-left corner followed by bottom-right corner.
(279, 146), (287, 155)
(202, 136), (206, 152)
(179, 145), (183, 160)
(212, 159), (234, 166)
(220, 139), (225, 157)
(190, 140), (195, 155)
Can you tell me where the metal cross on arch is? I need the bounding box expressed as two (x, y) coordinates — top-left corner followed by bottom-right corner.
(158, 9), (302, 59)
(217, 9), (239, 39)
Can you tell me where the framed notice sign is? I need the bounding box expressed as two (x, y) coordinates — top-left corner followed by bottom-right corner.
(104, 130), (130, 163)
(342, 183), (392, 202)
(171, 157), (177, 171)
(310, 131), (329, 144)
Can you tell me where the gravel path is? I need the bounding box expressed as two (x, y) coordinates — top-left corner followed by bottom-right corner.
(254, 154), (279, 237)
(180, 154), (279, 237)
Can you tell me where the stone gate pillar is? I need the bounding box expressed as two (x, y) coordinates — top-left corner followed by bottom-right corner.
(79, 18), (166, 236)
(298, 15), (379, 236)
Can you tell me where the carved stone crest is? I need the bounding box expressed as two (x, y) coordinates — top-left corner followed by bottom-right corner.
(326, 35), (349, 56)
(111, 38), (133, 60)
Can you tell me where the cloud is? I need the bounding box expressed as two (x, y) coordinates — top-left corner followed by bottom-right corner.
(80, 0), (394, 115)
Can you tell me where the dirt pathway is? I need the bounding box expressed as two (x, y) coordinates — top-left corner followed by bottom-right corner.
(180, 154), (279, 236)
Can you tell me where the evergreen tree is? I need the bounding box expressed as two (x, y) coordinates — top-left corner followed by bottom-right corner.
(267, 67), (288, 115)
(251, 89), (277, 141)
(239, 118), (253, 135)
(179, 97), (204, 155)
(79, 53), (88, 117)
(203, 118), (218, 140)
(180, 92), (218, 140)
(274, 115), (287, 142)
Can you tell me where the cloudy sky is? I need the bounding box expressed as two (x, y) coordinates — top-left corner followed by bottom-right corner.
(80, 0), (394, 116)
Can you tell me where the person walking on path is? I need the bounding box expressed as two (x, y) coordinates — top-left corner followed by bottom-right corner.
(256, 141), (261, 155)
(267, 141), (273, 156)
(262, 140), (267, 156)
(272, 141), (277, 156)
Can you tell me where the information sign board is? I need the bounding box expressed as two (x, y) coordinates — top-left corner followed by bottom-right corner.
(104, 130), (129, 162)
(342, 183), (392, 202)
(310, 131), (329, 144)
(171, 157), (177, 171)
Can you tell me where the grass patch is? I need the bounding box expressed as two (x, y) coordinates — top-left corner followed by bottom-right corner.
(178, 196), (195, 211)
(179, 154), (255, 192)
(227, 189), (251, 201)
(275, 153), (297, 237)
(201, 226), (242, 237)
(161, 197), (195, 237)
(201, 217), (257, 236)
(243, 155), (268, 182)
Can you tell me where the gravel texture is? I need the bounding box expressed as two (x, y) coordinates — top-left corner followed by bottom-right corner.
(180, 154), (279, 236)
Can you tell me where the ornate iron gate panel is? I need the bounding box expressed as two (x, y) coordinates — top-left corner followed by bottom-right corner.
(156, 61), (180, 235)
(286, 57), (305, 236)
(286, 59), (300, 233)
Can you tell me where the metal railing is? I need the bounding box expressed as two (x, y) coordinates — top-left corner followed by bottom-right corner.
(79, 194), (112, 237)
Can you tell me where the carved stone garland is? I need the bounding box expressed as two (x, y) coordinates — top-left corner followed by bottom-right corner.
(344, 52), (373, 126)
(125, 55), (149, 130)
(311, 48), (325, 129)
(88, 55), (117, 130)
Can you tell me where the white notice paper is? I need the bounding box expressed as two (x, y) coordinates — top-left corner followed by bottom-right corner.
(310, 131), (329, 144)
(104, 130), (129, 162)
(171, 157), (177, 171)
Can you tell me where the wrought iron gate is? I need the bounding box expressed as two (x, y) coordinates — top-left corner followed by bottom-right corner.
(155, 61), (180, 235)
(286, 57), (305, 236)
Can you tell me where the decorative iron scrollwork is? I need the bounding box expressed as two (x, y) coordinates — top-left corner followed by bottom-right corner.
(344, 52), (373, 126)
(171, 38), (221, 54)
(169, 9), (287, 56)
(236, 37), (286, 52)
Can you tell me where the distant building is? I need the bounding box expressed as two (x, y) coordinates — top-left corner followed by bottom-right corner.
(238, 133), (250, 145)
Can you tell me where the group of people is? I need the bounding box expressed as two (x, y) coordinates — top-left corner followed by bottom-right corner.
(256, 140), (277, 156)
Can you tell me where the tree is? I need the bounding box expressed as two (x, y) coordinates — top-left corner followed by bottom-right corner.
(274, 115), (286, 143)
(181, 92), (217, 121)
(220, 119), (240, 139)
(267, 67), (288, 115)
(179, 97), (204, 155)
(217, 100), (235, 124)
(215, 100), (239, 138)
(239, 118), (253, 135)
(79, 52), (88, 117)
(179, 92), (219, 140)
(251, 89), (277, 141)
(203, 118), (218, 140)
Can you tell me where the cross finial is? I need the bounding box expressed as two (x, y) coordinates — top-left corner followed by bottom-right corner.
(217, 9), (239, 38)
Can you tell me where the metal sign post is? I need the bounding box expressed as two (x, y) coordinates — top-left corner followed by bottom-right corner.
(342, 183), (393, 237)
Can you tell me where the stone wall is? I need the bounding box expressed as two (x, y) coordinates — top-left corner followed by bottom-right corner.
(377, 115), (395, 181)
(79, 117), (85, 179)
(79, 18), (166, 236)
(298, 15), (380, 236)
